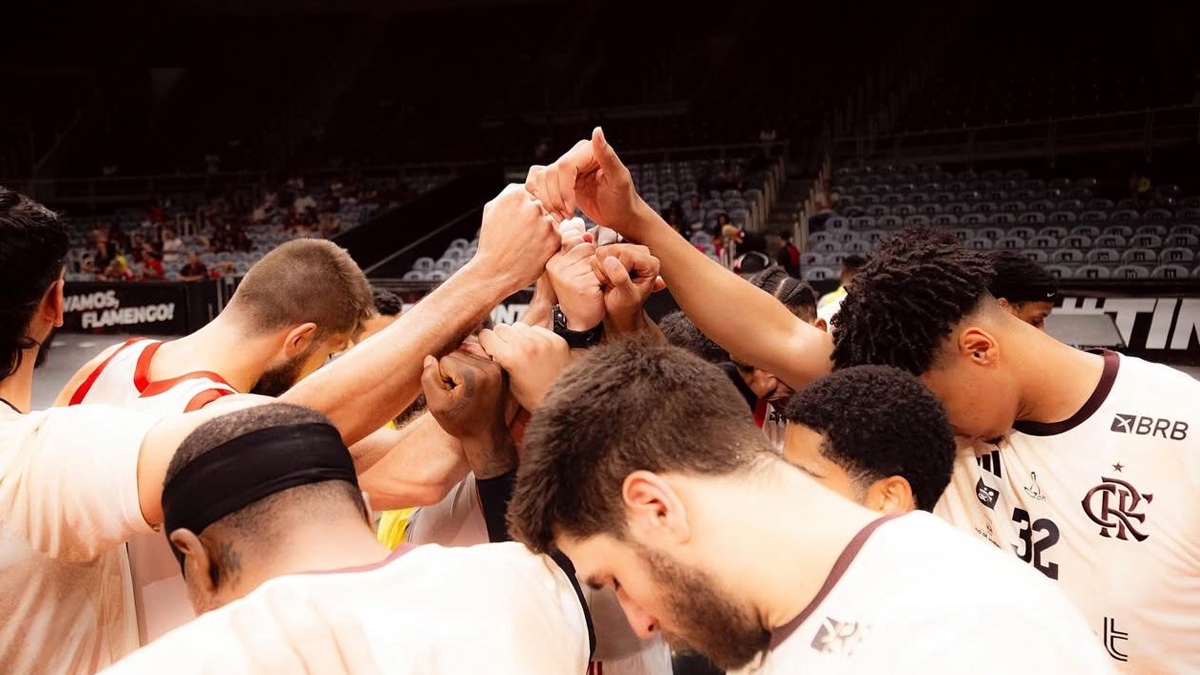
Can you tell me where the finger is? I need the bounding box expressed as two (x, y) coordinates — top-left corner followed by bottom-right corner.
(525, 165), (546, 199)
(590, 256), (612, 286)
(561, 235), (586, 252)
(652, 275), (668, 292)
(543, 164), (567, 221)
(420, 355), (453, 399)
(556, 161), (578, 220)
(603, 255), (636, 293)
(593, 126), (627, 176)
(555, 138), (598, 177)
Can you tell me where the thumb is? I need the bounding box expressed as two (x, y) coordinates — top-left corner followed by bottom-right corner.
(420, 355), (450, 400)
(592, 127), (625, 175)
(603, 255), (636, 293)
(651, 275), (668, 292)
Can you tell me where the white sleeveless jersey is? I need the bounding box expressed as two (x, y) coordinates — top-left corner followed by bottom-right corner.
(405, 475), (673, 675)
(68, 337), (238, 645)
(68, 338), (237, 414)
(935, 352), (1200, 675)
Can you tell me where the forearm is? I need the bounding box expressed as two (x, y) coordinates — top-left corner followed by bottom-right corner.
(356, 414), (470, 510)
(631, 207), (833, 387)
(280, 261), (515, 445)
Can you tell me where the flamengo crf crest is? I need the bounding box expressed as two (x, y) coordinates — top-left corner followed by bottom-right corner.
(1081, 476), (1153, 542)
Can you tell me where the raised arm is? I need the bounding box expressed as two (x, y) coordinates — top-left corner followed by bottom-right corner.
(528, 129), (833, 389)
(278, 184), (560, 445)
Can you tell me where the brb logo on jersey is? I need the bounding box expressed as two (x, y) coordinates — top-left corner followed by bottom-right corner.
(1082, 477), (1154, 541)
(1110, 413), (1189, 440)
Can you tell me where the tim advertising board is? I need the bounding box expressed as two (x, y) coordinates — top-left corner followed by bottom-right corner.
(1057, 285), (1200, 366)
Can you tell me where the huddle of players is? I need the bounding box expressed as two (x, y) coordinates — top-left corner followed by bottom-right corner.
(0, 128), (1195, 675)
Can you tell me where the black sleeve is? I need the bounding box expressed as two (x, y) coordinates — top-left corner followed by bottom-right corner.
(476, 470), (516, 543)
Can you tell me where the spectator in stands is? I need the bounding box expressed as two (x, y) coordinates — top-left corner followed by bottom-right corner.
(294, 189), (317, 216)
(988, 251), (1058, 331)
(683, 195), (705, 228)
(665, 202), (687, 236)
(775, 229), (801, 277)
(162, 229), (184, 265)
(100, 257), (134, 282)
(179, 251), (209, 282)
(107, 221), (130, 253)
(90, 229), (118, 270)
(140, 249), (165, 281)
(817, 254), (867, 325)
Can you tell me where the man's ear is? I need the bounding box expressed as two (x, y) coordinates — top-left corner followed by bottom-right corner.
(957, 326), (999, 367)
(813, 317), (829, 333)
(169, 529), (217, 592)
(622, 471), (690, 546)
(864, 476), (916, 514)
(284, 323), (319, 357)
(995, 297), (1012, 310)
(40, 276), (65, 329)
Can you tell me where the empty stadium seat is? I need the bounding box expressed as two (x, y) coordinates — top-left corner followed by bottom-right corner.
(1166, 233), (1200, 248)
(827, 217), (849, 230)
(1059, 235), (1092, 249)
(803, 267), (837, 282)
(402, 270), (423, 281)
(1102, 225), (1134, 238)
(932, 214), (958, 226)
(1075, 265), (1112, 280)
(863, 230), (887, 245)
(851, 216), (875, 229)
(1008, 226), (1036, 240)
(1017, 211), (1045, 224)
(1131, 234), (1163, 248)
(995, 237), (1025, 250)
(1122, 248), (1157, 264)
(1112, 265), (1150, 279)
(1079, 210), (1109, 222)
(1170, 224), (1200, 237)
(833, 230), (859, 244)
(414, 257), (435, 271)
(1135, 225), (1168, 238)
(1048, 211), (1077, 223)
(966, 238), (994, 250)
(1152, 265), (1190, 279)
(1110, 209), (1139, 222)
(1075, 225), (1101, 238)
(1160, 247), (1197, 264)
(1086, 248), (1121, 264)
(1052, 249), (1084, 264)
(809, 232), (832, 244)
(814, 241), (840, 254)
(1038, 226), (1068, 239)
(1022, 250), (1050, 263)
(1028, 236), (1058, 249)
(989, 213), (1016, 225)
(878, 216), (903, 228)
(801, 252), (824, 266)
(1045, 265), (1072, 279)
(952, 228), (973, 242)
(1144, 209), (1172, 221)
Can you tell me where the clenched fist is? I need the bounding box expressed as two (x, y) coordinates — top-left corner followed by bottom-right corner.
(472, 184), (561, 294)
(420, 351), (515, 480)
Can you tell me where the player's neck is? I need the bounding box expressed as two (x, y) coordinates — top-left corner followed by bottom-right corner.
(684, 468), (879, 632)
(226, 520), (391, 602)
(1015, 332), (1107, 425)
(0, 346), (37, 413)
(155, 316), (273, 393)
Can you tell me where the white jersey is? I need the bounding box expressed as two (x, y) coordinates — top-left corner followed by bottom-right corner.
(67, 337), (238, 645)
(934, 351), (1200, 675)
(0, 404), (158, 675)
(406, 476), (673, 675)
(100, 543), (592, 675)
(67, 338), (237, 414)
(754, 400), (786, 452)
(736, 512), (1114, 675)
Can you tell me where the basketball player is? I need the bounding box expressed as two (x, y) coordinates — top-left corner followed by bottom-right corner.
(989, 250), (1058, 330)
(0, 183), (560, 675)
(99, 403), (593, 675)
(55, 238), (379, 643)
(831, 227), (1200, 674)
(737, 268), (825, 449)
(508, 340), (1114, 674)
(782, 365), (955, 513)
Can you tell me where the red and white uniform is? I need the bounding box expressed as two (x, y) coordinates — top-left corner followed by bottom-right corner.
(406, 476), (673, 675)
(100, 543), (592, 675)
(68, 337), (238, 645)
(67, 338), (236, 414)
(935, 352), (1200, 675)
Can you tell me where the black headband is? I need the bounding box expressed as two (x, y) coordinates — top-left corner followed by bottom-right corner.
(162, 422), (359, 568)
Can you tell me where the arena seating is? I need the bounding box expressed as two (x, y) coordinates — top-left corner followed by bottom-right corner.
(63, 173), (449, 282)
(400, 155), (783, 281)
(806, 163), (1200, 283)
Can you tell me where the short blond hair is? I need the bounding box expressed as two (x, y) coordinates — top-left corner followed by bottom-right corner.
(231, 239), (372, 339)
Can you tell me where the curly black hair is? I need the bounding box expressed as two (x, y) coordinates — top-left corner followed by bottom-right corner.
(783, 365), (955, 511)
(748, 267), (818, 323)
(371, 286), (403, 317)
(831, 226), (995, 374)
(658, 311), (729, 364)
(0, 188), (67, 380)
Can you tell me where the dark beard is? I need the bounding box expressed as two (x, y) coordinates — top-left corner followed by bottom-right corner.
(250, 357), (305, 397)
(637, 544), (770, 671)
